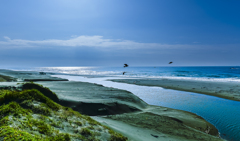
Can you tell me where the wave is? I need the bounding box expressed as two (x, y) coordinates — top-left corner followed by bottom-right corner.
(8, 66), (240, 83)
(120, 75), (240, 82)
(152, 76), (240, 82)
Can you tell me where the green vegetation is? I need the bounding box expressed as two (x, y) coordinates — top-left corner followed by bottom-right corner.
(0, 84), (128, 141)
(0, 126), (42, 141)
(0, 102), (31, 117)
(74, 121), (82, 126)
(107, 128), (128, 141)
(0, 89), (60, 111)
(21, 82), (59, 102)
(0, 74), (16, 82)
(80, 128), (92, 136)
(110, 133), (128, 141)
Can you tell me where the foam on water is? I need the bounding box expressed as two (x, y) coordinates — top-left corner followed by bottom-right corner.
(26, 66), (240, 83)
(150, 76), (240, 82)
(7, 66), (240, 82)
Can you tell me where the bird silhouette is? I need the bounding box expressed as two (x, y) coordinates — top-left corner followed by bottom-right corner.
(123, 72), (126, 75)
(124, 64), (128, 67)
(169, 62), (173, 64)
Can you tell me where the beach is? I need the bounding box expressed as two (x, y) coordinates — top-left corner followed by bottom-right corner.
(0, 69), (225, 140)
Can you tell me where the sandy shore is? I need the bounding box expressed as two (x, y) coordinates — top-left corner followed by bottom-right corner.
(0, 70), (224, 140)
(94, 105), (223, 141)
(110, 78), (240, 101)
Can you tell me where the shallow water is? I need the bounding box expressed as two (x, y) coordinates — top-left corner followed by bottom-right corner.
(55, 75), (240, 141)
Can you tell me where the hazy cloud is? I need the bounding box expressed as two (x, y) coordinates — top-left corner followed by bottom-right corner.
(0, 36), (189, 49)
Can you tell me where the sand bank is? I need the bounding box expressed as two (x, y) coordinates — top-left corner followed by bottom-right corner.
(0, 69), (68, 81)
(94, 105), (223, 141)
(110, 78), (240, 101)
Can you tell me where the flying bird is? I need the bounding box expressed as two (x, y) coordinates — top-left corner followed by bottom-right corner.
(123, 72), (126, 75)
(124, 64), (129, 67)
(169, 62), (173, 64)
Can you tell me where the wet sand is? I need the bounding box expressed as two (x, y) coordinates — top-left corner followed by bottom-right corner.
(94, 105), (223, 141)
(110, 78), (240, 102)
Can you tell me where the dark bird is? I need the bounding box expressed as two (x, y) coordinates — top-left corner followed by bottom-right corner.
(124, 64), (128, 67)
(123, 72), (126, 75)
(169, 61), (173, 64)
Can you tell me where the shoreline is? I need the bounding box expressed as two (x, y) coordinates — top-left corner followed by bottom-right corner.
(110, 78), (240, 102)
(0, 69), (225, 140)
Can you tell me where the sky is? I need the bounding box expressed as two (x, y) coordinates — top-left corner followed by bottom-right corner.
(0, 0), (240, 67)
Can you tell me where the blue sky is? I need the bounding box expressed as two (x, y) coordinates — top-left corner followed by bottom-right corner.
(0, 0), (240, 67)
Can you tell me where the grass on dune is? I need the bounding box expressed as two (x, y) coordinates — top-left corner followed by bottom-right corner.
(0, 84), (127, 141)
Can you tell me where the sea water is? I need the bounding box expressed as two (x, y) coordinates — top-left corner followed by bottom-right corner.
(27, 66), (240, 82)
(9, 66), (240, 140)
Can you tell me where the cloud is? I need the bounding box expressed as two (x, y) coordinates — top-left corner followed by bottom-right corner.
(3, 36), (11, 41)
(0, 35), (190, 50)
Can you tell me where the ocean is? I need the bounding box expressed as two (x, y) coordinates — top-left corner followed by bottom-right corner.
(6, 66), (240, 141)
(16, 66), (240, 82)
